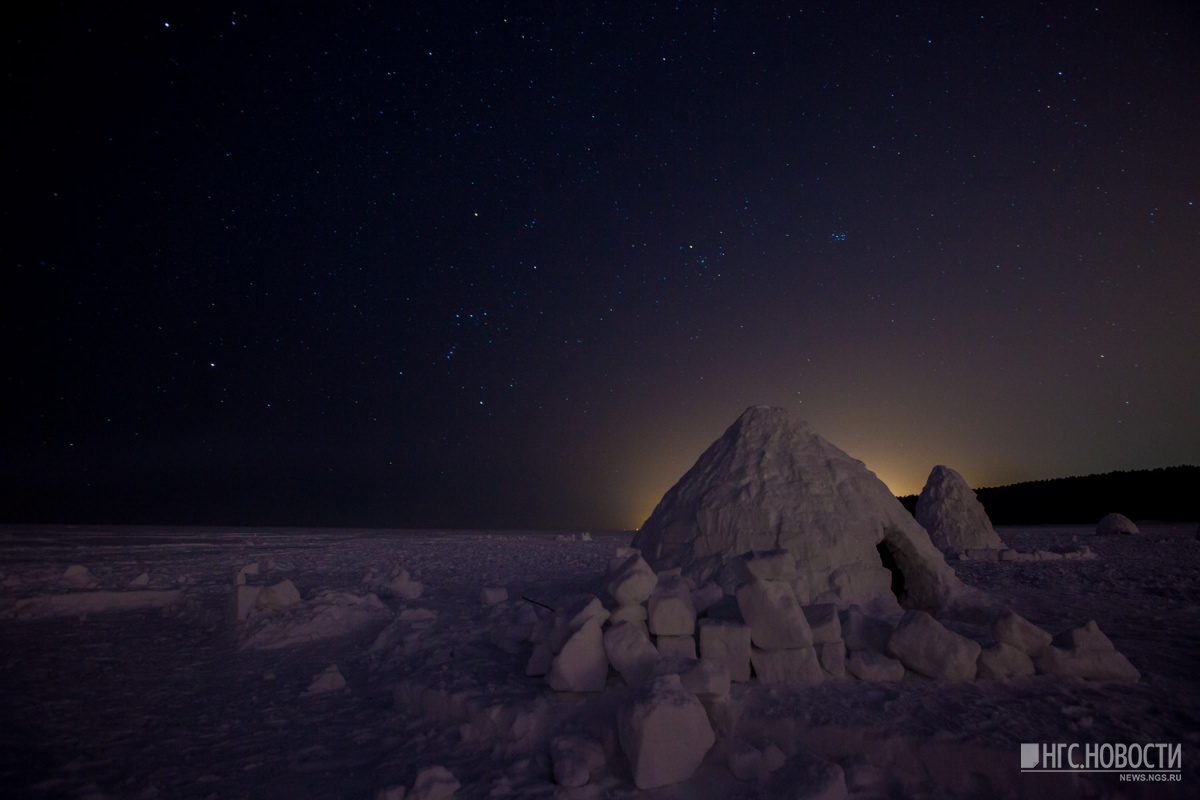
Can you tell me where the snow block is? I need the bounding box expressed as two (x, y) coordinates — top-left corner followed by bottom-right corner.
(61, 564), (97, 589)
(563, 594), (610, 631)
(1054, 619), (1117, 651)
(762, 743), (788, 773)
(608, 546), (639, 572)
(762, 750), (848, 800)
(750, 646), (824, 685)
(256, 580), (302, 613)
(991, 611), (1052, 656)
(838, 606), (893, 653)
(231, 580), (302, 624)
(236, 562), (260, 584)
(823, 562), (894, 610)
(550, 734), (606, 788)
(845, 650), (905, 682)
(538, 594), (611, 653)
(603, 620), (659, 686)
(231, 585), (262, 623)
(816, 642), (846, 678)
(609, 604), (648, 625)
(678, 658), (731, 700)
(1034, 620), (1140, 681)
(618, 673), (715, 789)
(698, 618), (752, 682)
(655, 567), (696, 589)
(690, 581), (725, 615)
(802, 603), (843, 644)
(887, 610), (981, 682)
(547, 617), (609, 692)
(791, 573), (813, 605)
(382, 570), (424, 600)
(647, 575), (696, 636)
(409, 765), (460, 800)
(606, 552), (658, 606)
(706, 696), (737, 738)
(727, 737), (766, 781)
(304, 664), (346, 695)
(656, 634), (697, 659)
(976, 642), (1036, 680)
(480, 585), (508, 605)
(736, 578), (813, 649)
(735, 549), (797, 582)
(724, 737), (785, 782)
(1056, 544), (1096, 560)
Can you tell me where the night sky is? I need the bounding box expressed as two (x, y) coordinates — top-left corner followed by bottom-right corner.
(5, 2), (1198, 531)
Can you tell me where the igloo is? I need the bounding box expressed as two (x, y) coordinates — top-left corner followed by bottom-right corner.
(631, 406), (987, 618)
(1097, 512), (1139, 536)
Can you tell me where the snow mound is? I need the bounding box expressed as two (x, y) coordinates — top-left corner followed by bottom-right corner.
(915, 464), (1005, 556)
(632, 406), (978, 617)
(409, 765), (460, 800)
(304, 664), (347, 695)
(763, 750), (847, 800)
(380, 569), (425, 600)
(1097, 512), (1140, 536)
(1035, 620), (1141, 681)
(550, 734), (606, 787)
(480, 584), (508, 605)
(239, 590), (392, 651)
(231, 579), (303, 624)
(0, 589), (183, 620)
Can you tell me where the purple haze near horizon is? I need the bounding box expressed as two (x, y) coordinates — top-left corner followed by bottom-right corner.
(4, 2), (1198, 530)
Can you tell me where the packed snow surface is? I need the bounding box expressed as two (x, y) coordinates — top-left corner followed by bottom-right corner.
(1, 523), (1198, 799)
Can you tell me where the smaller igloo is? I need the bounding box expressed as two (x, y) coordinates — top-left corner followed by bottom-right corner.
(1097, 513), (1139, 536)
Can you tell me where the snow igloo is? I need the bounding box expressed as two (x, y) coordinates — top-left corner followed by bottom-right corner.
(631, 406), (987, 620)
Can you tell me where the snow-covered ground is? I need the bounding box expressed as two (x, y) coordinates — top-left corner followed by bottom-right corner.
(1, 523), (1197, 799)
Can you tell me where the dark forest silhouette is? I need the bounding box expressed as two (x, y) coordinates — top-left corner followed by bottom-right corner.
(898, 466), (1198, 524)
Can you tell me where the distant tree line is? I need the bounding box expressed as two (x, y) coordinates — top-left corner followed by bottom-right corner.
(898, 465), (1199, 524)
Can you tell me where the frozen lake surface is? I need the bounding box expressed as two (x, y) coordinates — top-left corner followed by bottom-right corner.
(1, 523), (1197, 798)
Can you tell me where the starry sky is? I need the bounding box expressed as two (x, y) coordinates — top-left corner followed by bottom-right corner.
(5, 2), (1198, 531)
